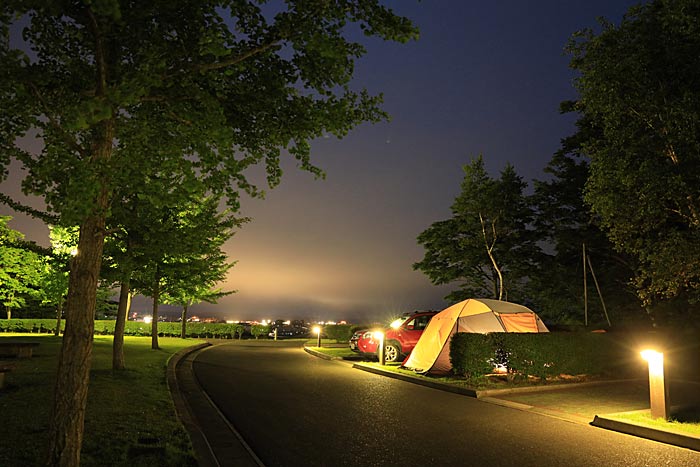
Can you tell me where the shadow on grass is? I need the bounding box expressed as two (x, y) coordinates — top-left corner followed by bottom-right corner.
(674, 406), (700, 424)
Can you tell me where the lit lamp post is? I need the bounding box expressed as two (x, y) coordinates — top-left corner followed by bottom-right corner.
(641, 349), (670, 421)
(374, 331), (385, 365)
(313, 326), (321, 348)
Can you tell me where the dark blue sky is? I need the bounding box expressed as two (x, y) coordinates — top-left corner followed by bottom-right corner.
(0, 1), (641, 322)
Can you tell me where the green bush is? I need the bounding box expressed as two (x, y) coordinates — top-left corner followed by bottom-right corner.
(0, 319), (63, 333)
(450, 333), (495, 378)
(449, 331), (636, 381)
(250, 324), (269, 339)
(323, 324), (354, 343)
(0, 319), (243, 339)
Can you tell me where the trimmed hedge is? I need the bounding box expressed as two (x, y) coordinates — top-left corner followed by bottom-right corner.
(450, 332), (633, 380)
(323, 324), (354, 343)
(0, 319), (251, 339)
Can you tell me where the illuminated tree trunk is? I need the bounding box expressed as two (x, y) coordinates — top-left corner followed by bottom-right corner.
(45, 210), (108, 465)
(479, 213), (504, 300)
(45, 112), (114, 464)
(54, 301), (62, 337)
(151, 265), (160, 350)
(181, 304), (188, 339)
(113, 279), (131, 370)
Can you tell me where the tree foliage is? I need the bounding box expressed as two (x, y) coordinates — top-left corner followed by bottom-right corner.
(0, 216), (42, 318)
(529, 138), (639, 325)
(567, 0), (700, 306)
(0, 2), (417, 463)
(414, 157), (539, 303)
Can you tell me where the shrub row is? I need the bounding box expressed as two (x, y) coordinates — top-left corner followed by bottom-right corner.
(0, 319), (261, 339)
(322, 324), (354, 343)
(450, 332), (634, 380)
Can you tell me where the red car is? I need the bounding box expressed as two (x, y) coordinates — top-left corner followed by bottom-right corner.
(355, 311), (437, 362)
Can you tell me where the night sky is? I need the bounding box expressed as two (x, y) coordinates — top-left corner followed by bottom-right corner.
(0, 1), (640, 323)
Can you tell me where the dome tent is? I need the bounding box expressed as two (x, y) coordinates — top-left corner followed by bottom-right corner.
(402, 298), (549, 375)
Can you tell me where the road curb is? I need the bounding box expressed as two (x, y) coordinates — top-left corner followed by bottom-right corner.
(168, 341), (264, 467)
(303, 346), (343, 360)
(352, 362), (478, 397)
(166, 342), (216, 466)
(592, 415), (700, 452)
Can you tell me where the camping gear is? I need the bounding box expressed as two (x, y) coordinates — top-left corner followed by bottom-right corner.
(402, 298), (548, 375)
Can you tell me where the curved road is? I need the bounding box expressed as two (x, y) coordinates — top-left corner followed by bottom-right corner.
(192, 341), (700, 466)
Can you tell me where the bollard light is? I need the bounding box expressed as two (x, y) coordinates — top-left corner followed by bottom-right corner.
(374, 331), (385, 365)
(313, 326), (321, 347)
(640, 349), (669, 420)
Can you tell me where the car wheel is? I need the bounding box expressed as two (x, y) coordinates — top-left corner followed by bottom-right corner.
(384, 342), (402, 362)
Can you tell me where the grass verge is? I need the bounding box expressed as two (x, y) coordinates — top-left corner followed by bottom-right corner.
(607, 408), (700, 437)
(0, 334), (205, 466)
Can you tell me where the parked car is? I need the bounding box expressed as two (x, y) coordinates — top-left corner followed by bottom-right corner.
(349, 329), (365, 351)
(355, 311), (438, 363)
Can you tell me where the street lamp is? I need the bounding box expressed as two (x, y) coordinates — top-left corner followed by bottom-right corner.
(313, 326), (321, 347)
(640, 349), (669, 420)
(374, 331), (385, 365)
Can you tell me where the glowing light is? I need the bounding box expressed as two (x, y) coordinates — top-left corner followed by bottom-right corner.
(389, 318), (403, 329)
(143, 316), (153, 324)
(313, 326), (321, 347)
(641, 349), (664, 378)
(640, 349), (669, 420)
(374, 330), (386, 365)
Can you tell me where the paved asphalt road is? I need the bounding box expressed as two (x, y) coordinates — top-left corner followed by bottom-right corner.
(192, 341), (700, 467)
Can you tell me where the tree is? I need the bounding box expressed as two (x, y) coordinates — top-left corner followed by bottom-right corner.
(251, 324), (269, 339)
(529, 127), (639, 325)
(0, 216), (43, 318)
(129, 195), (236, 350)
(414, 157), (539, 303)
(0, 2), (417, 463)
(162, 253), (234, 339)
(102, 174), (236, 367)
(38, 226), (77, 335)
(567, 0), (700, 310)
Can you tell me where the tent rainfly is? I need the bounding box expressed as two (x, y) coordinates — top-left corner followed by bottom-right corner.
(402, 298), (549, 375)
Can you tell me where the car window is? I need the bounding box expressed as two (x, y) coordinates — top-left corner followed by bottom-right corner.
(413, 315), (432, 331)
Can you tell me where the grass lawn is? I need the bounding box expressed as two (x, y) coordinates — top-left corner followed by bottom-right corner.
(0, 334), (205, 466)
(607, 408), (700, 437)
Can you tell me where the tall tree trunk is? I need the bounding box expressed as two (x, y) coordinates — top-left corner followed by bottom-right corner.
(45, 210), (108, 466)
(6, 307), (10, 320)
(54, 301), (63, 337)
(45, 101), (114, 465)
(151, 265), (160, 350)
(180, 304), (188, 339)
(113, 279), (131, 370)
(479, 213), (504, 300)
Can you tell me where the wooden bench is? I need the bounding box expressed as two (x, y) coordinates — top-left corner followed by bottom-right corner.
(0, 342), (40, 359)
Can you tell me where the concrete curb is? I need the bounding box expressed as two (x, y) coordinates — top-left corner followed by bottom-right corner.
(352, 362), (478, 397)
(168, 341), (264, 467)
(476, 378), (643, 398)
(166, 342), (216, 466)
(303, 346), (344, 361)
(592, 415), (700, 451)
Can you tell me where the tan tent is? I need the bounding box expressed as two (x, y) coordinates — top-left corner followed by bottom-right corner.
(402, 298), (549, 375)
